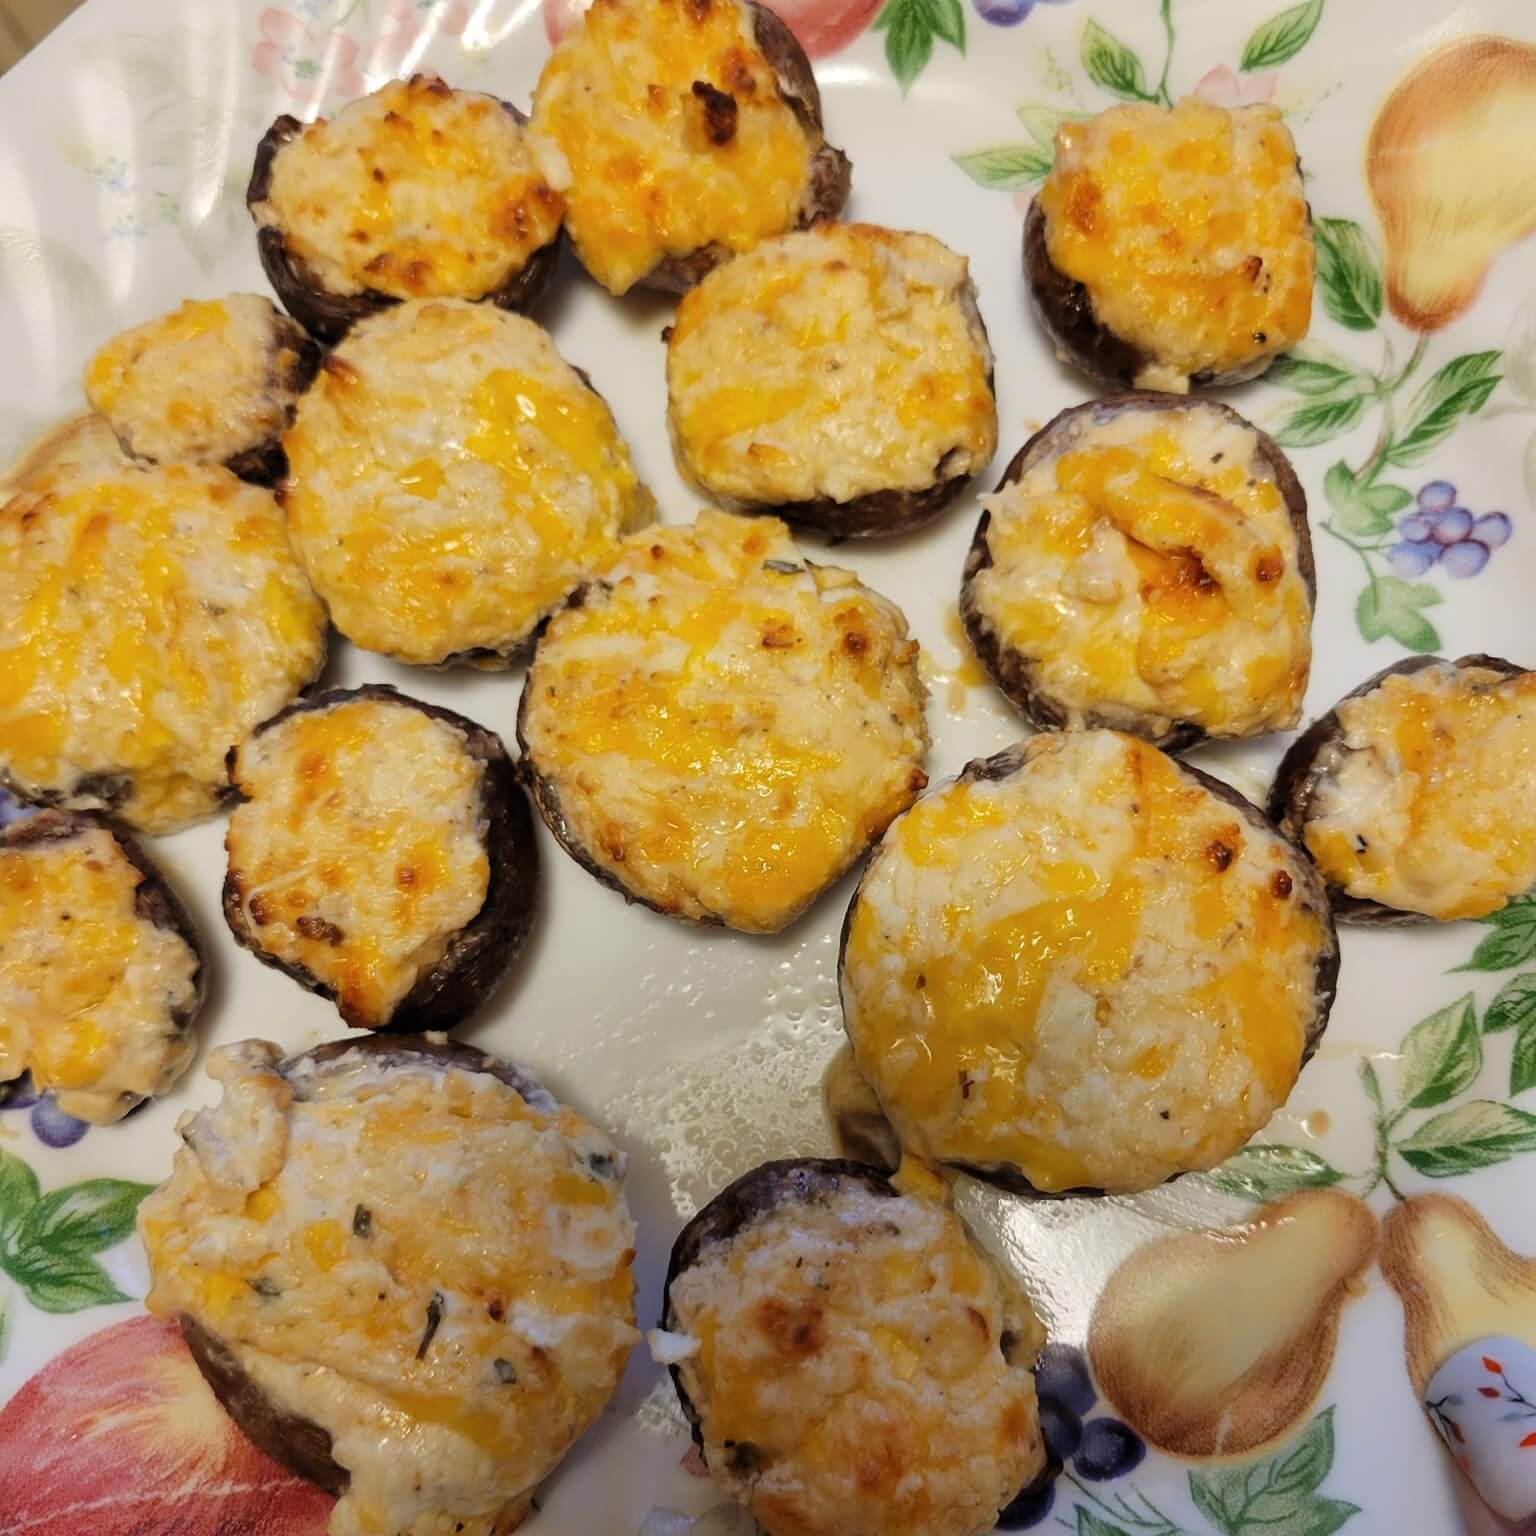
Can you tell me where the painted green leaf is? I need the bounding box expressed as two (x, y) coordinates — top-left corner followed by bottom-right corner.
(1015, 101), (1080, 149)
(1272, 392), (1367, 448)
(876, 0), (965, 91)
(1456, 901), (1536, 973)
(1313, 218), (1383, 331)
(1266, 353), (1361, 396)
(1323, 461), (1408, 536)
(1355, 576), (1442, 652)
(1513, 1020), (1536, 1099)
(1204, 1143), (1343, 1201)
(0, 1148), (41, 1256)
(1387, 351), (1503, 467)
(1080, 19), (1148, 101)
(1240, 0), (1325, 71)
(18, 1179), (153, 1256)
(1189, 1410), (1353, 1536)
(952, 144), (1053, 190)
(4, 1245), (128, 1314)
(1396, 1100), (1536, 1177)
(1075, 1508), (1132, 1536)
(1485, 973), (1536, 1034)
(1398, 994), (1482, 1109)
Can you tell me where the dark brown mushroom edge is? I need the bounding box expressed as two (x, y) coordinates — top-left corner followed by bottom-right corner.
(223, 685), (538, 1031)
(1023, 99), (1314, 391)
(666, 223), (996, 538)
(657, 1157), (1047, 1536)
(960, 393), (1314, 752)
(517, 511), (928, 933)
(82, 294), (319, 485)
(530, 0), (850, 297)
(1268, 654), (1536, 926)
(0, 809), (206, 1124)
(840, 730), (1339, 1197)
(248, 74), (565, 345)
(138, 1032), (638, 1536)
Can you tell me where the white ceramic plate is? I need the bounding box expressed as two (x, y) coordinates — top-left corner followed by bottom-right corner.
(3, 2), (1536, 1533)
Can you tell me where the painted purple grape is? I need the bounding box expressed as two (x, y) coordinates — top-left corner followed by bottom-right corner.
(1399, 512), (1437, 542)
(1473, 512), (1512, 549)
(1074, 1418), (1146, 1482)
(996, 1472), (1057, 1529)
(1387, 540), (1440, 579)
(1039, 1398), (1084, 1463)
(1417, 480), (1457, 511)
(971, 0), (1034, 24)
(1442, 540), (1491, 578)
(1430, 507), (1474, 545)
(31, 1095), (88, 1148)
(0, 1073), (40, 1111)
(1033, 1343), (1097, 1416)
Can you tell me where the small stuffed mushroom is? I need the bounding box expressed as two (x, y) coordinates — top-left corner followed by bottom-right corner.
(961, 393), (1314, 751)
(657, 1158), (1048, 1536)
(1025, 98), (1314, 392)
(0, 810), (205, 1124)
(281, 298), (654, 667)
(531, 0), (850, 296)
(83, 295), (320, 483)
(518, 510), (930, 933)
(138, 1034), (638, 1536)
(0, 461), (327, 833)
(249, 74), (566, 344)
(1269, 655), (1536, 924)
(840, 731), (1339, 1196)
(667, 223), (997, 537)
(224, 686), (538, 1031)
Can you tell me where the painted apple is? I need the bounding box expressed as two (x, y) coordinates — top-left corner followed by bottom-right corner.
(543, 0), (881, 57)
(0, 1315), (334, 1536)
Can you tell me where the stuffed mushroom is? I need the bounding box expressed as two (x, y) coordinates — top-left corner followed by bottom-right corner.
(224, 686), (538, 1031)
(281, 298), (653, 667)
(657, 1158), (1047, 1536)
(0, 810), (205, 1124)
(84, 294), (320, 483)
(667, 223), (997, 536)
(1025, 98), (1314, 391)
(518, 510), (929, 932)
(961, 393), (1313, 750)
(531, 0), (850, 296)
(1269, 655), (1536, 923)
(249, 74), (566, 343)
(0, 460), (327, 833)
(138, 1033), (638, 1536)
(840, 731), (1339, 1196)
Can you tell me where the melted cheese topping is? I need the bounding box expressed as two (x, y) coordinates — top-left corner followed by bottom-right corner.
(1304, 665), (1536, 920)
(971, 403), (1310, 738)
(842, 731), (1330, 1195)
(665, 1180), (1043, 1536)
(139, 1041), (638, 1536)
(1039, 99), (1313, 388)
(531, 0), (818, 295)
(0, 824), (199, 1123)
(668, 224), (997, 506)
(257, 75), (567, 301)
(283, 300), (653, 666)
(227, 698), (491, 1028)
(84, 295), (308, 468)
(0, 464), (327, 833)
(522, 511), (929, 932)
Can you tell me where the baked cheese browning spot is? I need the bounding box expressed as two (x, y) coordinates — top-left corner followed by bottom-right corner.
(0, 824), (199, 1123)
(1303, 665), (1536, 920)
(667, 224), (997, 506)
(1038, 99), (1313, 389)
(521, 510), (929, 932)
(257, 76), (567, 301)
(842, 732), (1331, 1195)
(227, 698), (491, 1028)
(666, 1180), (1044, 1536)
(0, 464), (327, 833)
(972, 404), (1311, 739)
(531, 0), (818, 295)
(281, 299), (654, 665)
(138, 1042), (639, 1536)
(83, 295), (313, 469)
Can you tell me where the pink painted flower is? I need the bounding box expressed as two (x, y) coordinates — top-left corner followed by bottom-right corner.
(385, 0), (474, 40)
(1192, 63), (1278, 108)
(542, 0), (878, 56)
(252, 8), (366, 106)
